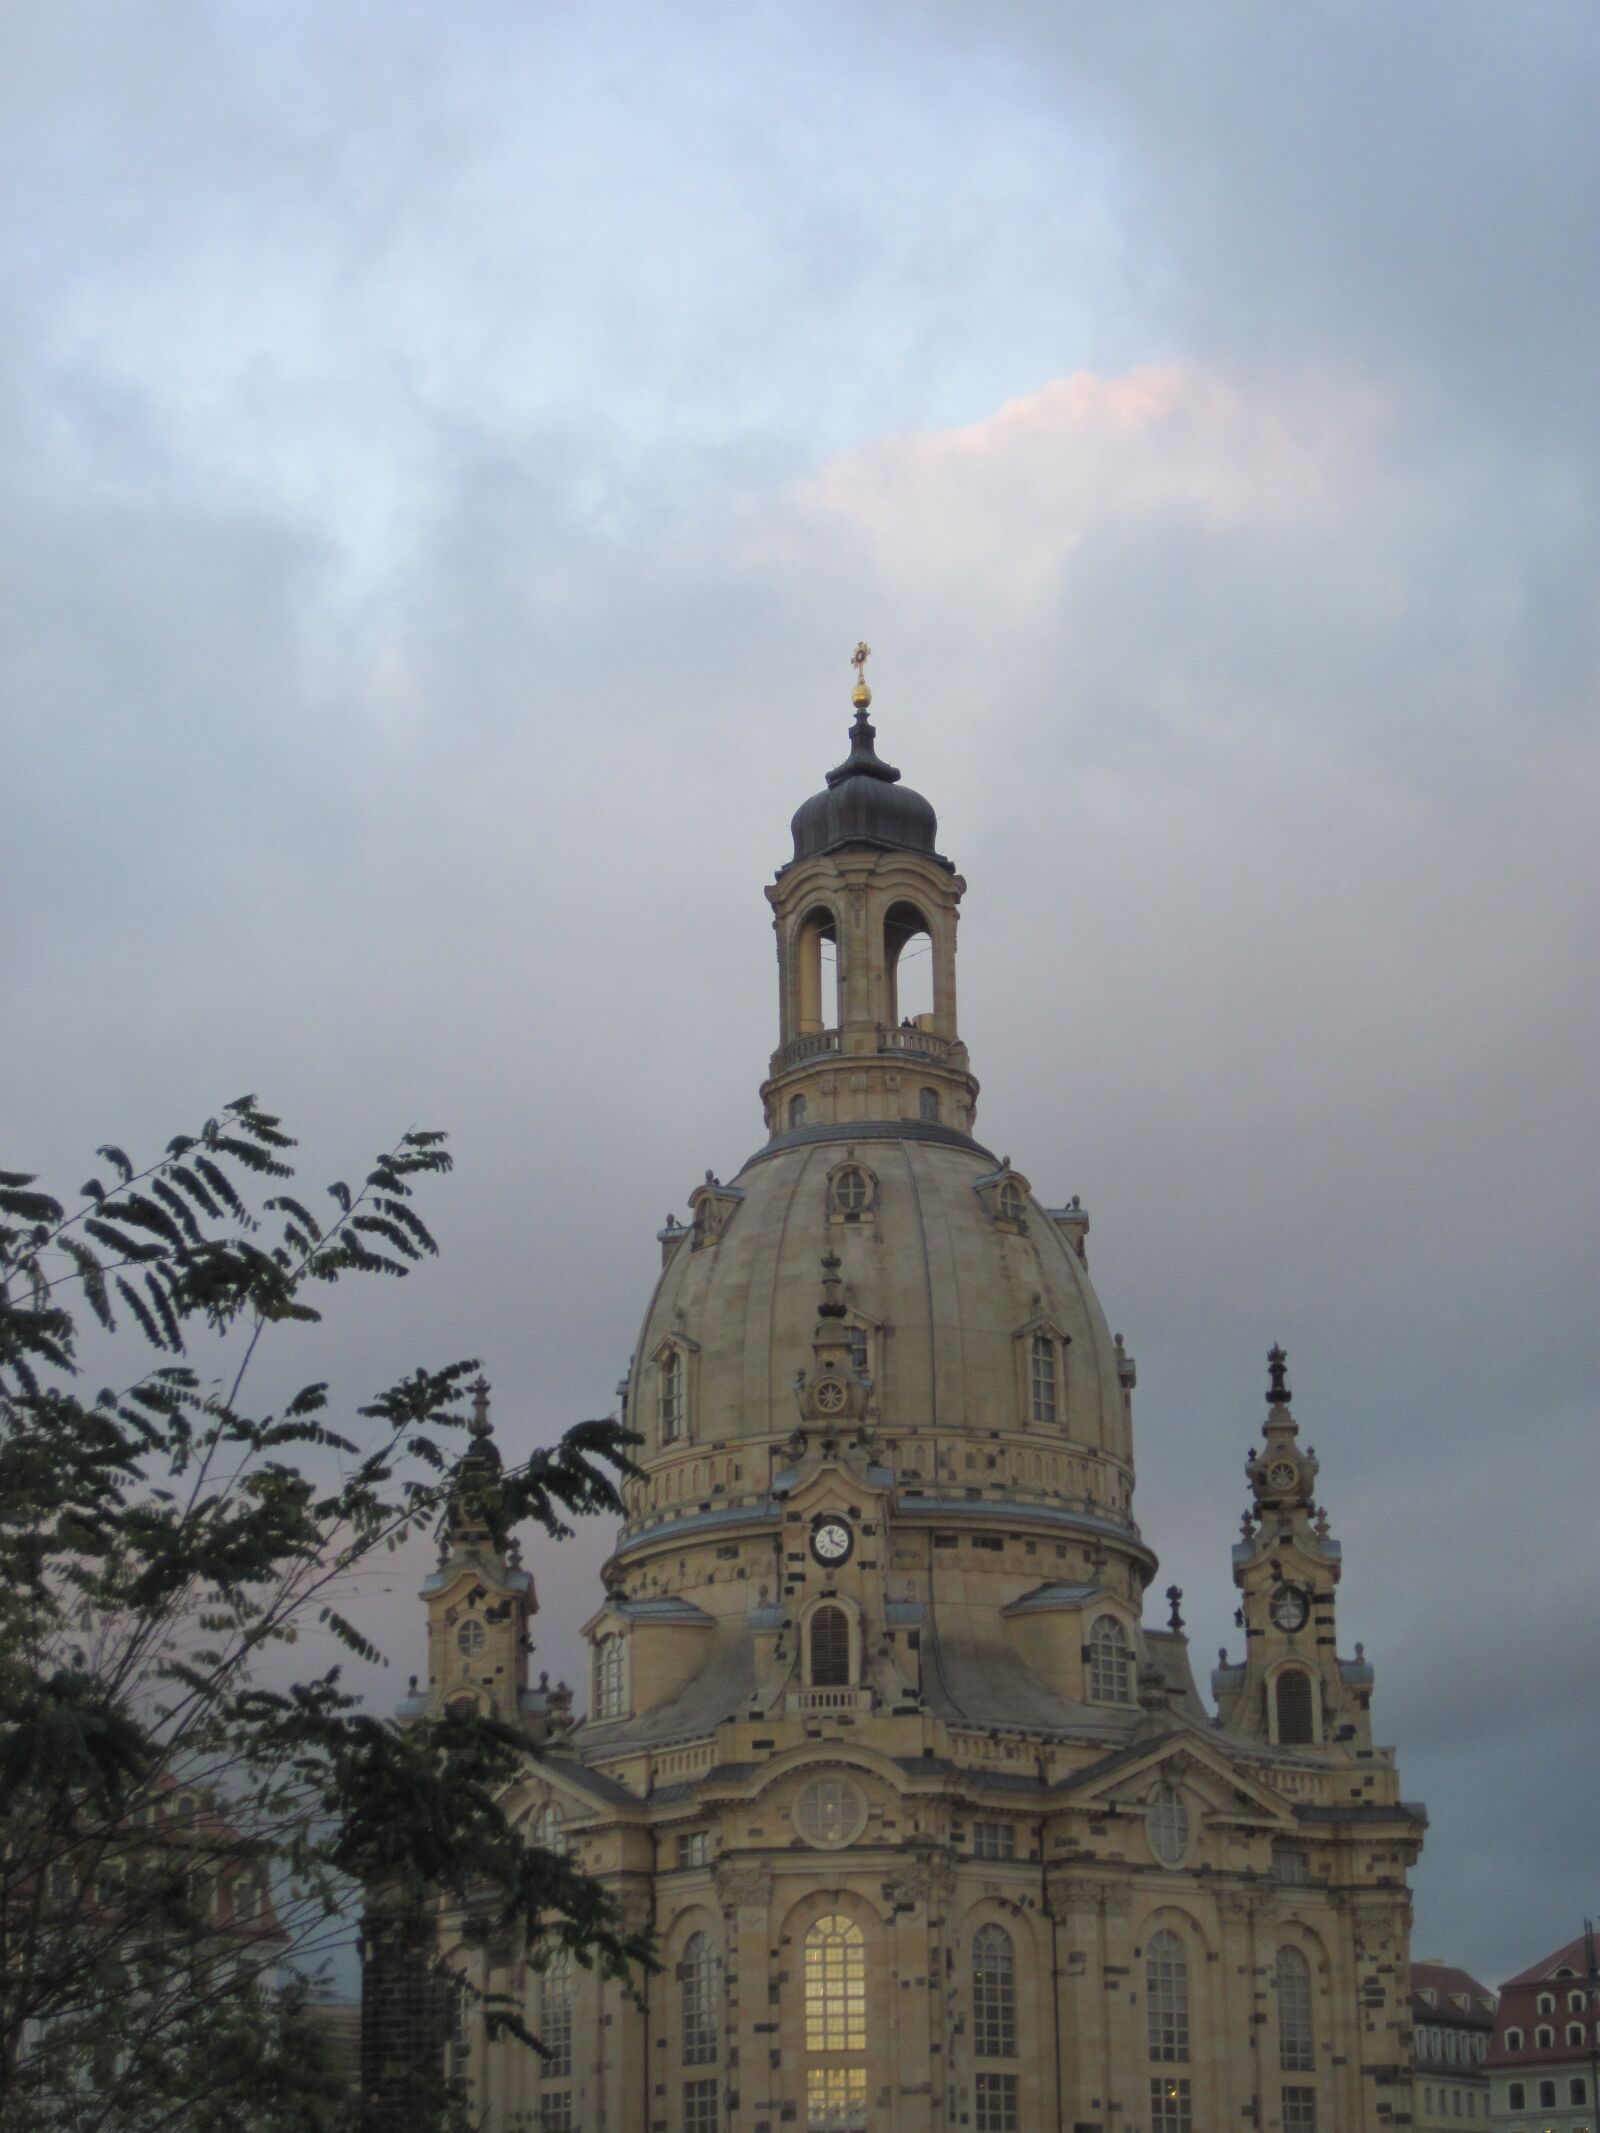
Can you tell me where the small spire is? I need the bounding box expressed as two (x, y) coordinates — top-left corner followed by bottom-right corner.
(850, 639), (872, 709)
(1266, 1343), (1291, 1406)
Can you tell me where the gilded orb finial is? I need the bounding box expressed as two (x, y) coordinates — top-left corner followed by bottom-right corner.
(850, 639), (872, 710)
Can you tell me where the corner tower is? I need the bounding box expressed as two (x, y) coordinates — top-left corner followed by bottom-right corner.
(761, 646), (977, 1140)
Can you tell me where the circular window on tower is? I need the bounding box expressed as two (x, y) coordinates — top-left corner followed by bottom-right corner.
(1147, 1785), (1192, 1868)
(456, 1619), (486, 1658)
(814, 1377), (847, 1414)
(793, 1777), (868, 1850)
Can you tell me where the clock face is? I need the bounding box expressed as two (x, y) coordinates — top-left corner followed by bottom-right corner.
(814, 1378), (847, 1414)
(810, 1517), (853, 1567)
(1270, 1584), (1309, 1633)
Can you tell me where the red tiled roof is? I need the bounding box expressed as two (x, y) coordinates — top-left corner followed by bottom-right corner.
(1502, 1933), (1594, 1990)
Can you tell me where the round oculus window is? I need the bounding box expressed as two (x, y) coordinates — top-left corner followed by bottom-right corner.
(1267, 1459), (1298, 1491)
(1269, 1584), (1310, 1632)
(793, 1777), (868, 1850)
(814, 1378), (847, 1414)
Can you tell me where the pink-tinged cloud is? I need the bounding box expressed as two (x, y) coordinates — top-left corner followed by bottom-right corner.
(779, 364), (1380, 609)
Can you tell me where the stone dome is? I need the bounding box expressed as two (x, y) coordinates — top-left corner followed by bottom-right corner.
(623, 1129), (1135, 1534)
(788, 700), (943, 865)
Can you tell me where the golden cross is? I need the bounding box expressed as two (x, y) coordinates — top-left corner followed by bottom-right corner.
(851, 640), (871, 682)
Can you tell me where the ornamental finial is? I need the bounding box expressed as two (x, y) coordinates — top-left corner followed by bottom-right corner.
(469, 1374), (493, 1437)
(1266, 1343), (1291, 1406)
(850, 639), (872, 710)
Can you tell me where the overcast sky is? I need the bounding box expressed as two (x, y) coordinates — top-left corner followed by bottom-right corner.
(3, 0), (1596, 1995)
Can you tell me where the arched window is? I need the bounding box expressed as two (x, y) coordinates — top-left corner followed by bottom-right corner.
(1572, 2076), (1589, 2105)
(1537, 1993), (1555, 2015)
(679, 1931), (720, 2066)
(1146, 1929), (1190, 2061)
(789, 1094), (809, 1129)
(1088, 1616), (1133, 1704)
(594, 1632), (626, 1720)
(1505, 2027), (1523, 2050)
(1536, 2024), (1554, 2048)
(1277, 1947), (1314, 2071)
(1508, 2081), (1525, 2109)
(1148, 1787), (1190, 1867)
(997, 1180), (1025, 1225)
(794, 906), (840, 1035)
(539, 1946), (572, 2078)
(1538, 2078), (1557, 2107)
(809, 1605), (851, 1687)
(1029, 1334), (1058, 1423)
(456, 1617), (486, 1657)
(884, 900), (934, 1024)
(1569, 2021), (1586, 2046)
(659, 1351), (683, 1444)
(918, 1087), (940, 1123)
(1275, 1667), (1315, 1745)
(971, 1925), (1016, 2058)
(805, 1915), (867, 2131)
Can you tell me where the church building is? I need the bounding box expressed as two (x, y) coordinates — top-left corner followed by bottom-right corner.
(384, 656), (1425, 2133)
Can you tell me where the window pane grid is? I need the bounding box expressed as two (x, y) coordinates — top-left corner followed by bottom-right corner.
(806, 2065), (866, 2131)
(660, 1353), (682, 1441)
(1277, 1947), (1314, 2072)
(1088, 1617), (1132, 1703)
(683, 2075), (720, 2131)
(972, 1926), (1016, 2059)
(974, 2071), (1019, 2131)
(1150, 2074), (1192, 2132)
(1282, 2084), (1317, 2131)
(1146, 1932), (1190, 2062)
(539, 1949), (572, 2077)
(595, 1633), (626, 1719)
(805, 1922), (866, 2052)
(680, 1933), (720, 2066)
(1030, 1335), (1057, 1423)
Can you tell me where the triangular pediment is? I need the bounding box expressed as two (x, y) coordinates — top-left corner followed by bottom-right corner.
(1055, 1729), (1302, 1828)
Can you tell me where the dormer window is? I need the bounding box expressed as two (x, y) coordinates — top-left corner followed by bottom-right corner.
(1536, 2024), (1554, 2048)
(834, 1166), (868, 1214)
(660, 1351), (684, 1443)
(1538, 1993), (1555, 2015)
(826, 1160), (879, 1225)
(1087, 1615), (1133, 1704)
(1504, 2028), (1523, 2051)
(998, 1180), (1025, 1225)
(594, 1631), (627, 1720)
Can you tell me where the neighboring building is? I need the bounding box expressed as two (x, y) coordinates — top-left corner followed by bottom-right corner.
(1411, 1959), (1495, 2126)
(1486, 1934), (1599, 2133)
(367, 662), (1427, 2133)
